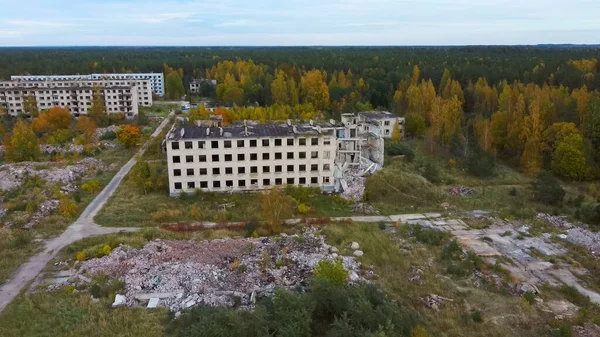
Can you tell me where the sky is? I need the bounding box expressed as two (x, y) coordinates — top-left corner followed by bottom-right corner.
(0, 0), (599, 46)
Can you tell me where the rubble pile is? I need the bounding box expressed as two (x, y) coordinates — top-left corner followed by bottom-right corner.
(0, 158), (106, 192)
(340, 167), (379, 214)
(78, 228), (363, 312)
(422, 294), (452, 310)
(537, 213), (573, 229)
(447, 186), (476, 196)
(96, 125), (120, 138)
(566, 227), (600, 257)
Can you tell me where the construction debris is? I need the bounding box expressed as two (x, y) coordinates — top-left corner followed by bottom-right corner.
(112, 294), (126, 307)
(537, 213), (573, 229)
(76, 228), (363, 312)
(422, 294), (453, 310)
(448, 186), (476, 196)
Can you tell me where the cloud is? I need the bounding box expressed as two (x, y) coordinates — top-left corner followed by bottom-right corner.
(214, 19), (265, 27)
(134, 12), (197, 24)
(6, 20), (76, 28)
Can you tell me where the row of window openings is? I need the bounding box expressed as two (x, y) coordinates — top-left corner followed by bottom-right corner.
(172, 137), (327, 150)
(174, 176), (330, 190)
(172, 151), (329, 163)
(173, 164), (330, 176)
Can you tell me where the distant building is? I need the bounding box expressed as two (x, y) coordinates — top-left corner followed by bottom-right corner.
(165, 122), (337, 195)
(189, 78), (217, 94)
(341, 111), (404, 139)
(12, 72), (164, 98)
(0, 79), (145, 118)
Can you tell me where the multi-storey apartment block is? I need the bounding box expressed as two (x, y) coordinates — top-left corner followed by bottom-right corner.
(189, 78), (217, 94)
(12, 72), (164, 98)
(341, 111), (405, 139)
(165, 123), (337, 195)
(0, 79), (144, 117)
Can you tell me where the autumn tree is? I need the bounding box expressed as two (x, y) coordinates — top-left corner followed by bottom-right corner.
(89, 85), (107, 126)
(271, 70), (290, 105)
(5, 119), (40, 162)
(131, 156), (156, 195)
(165, 72), (185, 100)
(520, 97), (545, 175)
(474, 118), (493, 153)
(76, 116), (97, 144)
(391, 122), (402, 141)
(439, 69), (451, 93)
(32, 106), (72, 135)
(300, 70), (330, 111)
(410, 65), (420, 86)
(116, 124), (140, 148)
(0, 103), (6, 117)
(551, 133), (587, 179)
(404, 113), (426, 138)
(259, 187), (295, 234)
(23, 94), (39, 117)
(188, 106), (211, 125)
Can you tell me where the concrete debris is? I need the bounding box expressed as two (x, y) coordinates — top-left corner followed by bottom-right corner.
(0, 158), (106, 192)
(422, 294), (453, 310)
(565, 227), (600, 257)
(353, 250), (364, 257)
(96, 125), (120, 138)
(77, 228), (363, 312)
(351, 242), (360, 250)
(112, 294), (126, 307)
(574, 323), (600, 337)
(147, 298), (160, 309)
(537, 213), (573, 229)
(558, 234), (568, 239)
(351, 203), (379, 215)
(447, 186), (476, 196)
(407, 265), (425, 285)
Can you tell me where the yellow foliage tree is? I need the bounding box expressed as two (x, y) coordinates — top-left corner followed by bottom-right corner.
(300, 70), (330, 111)
(76, 116), (97, 144)
(391, 122), (402, 141)
(4, 120), (40, 162)
(116, 124), (140, 148)
(259, 187), (295, 234)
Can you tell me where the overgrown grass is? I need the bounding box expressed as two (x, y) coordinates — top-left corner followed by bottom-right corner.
(0, 229), (41, 285)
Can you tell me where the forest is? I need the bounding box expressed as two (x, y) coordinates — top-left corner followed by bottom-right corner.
(3, 46), (600, 180)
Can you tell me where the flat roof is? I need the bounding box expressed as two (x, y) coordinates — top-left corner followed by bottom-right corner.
(168, 123), (334, 141)
(359, 111), (395, 120)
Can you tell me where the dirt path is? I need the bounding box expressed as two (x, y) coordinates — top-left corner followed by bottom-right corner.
(0, 113), (174, 314)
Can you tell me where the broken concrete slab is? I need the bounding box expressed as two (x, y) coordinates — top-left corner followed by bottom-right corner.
(147, 298), (160, 309)
(112, 294), (126, 307)
(134, 291), (185, 301)
(389, 214), (426, 223)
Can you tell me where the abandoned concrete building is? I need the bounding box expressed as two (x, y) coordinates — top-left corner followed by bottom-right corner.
(165, 111), (398, 195)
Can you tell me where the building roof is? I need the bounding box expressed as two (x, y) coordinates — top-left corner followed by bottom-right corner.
(359, 111), (395, 120)
(168, 123), (334, 141)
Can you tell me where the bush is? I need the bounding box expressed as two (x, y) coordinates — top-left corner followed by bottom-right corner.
(297, 203), (310, 215)
(97, 244), (112, 257)
(100, 131), (116, 141)
(422, 162), (442, 184)
(81, 180), (101, 192)
(58, 196), (78, 217)
(531, 171), (565, 205)
(509, 187), (518, 196)
(385, 141), (415, 162)
(409, 225), (451, 246)
(76, 251), (86, 262)
(312, 258), (349, 286)
(579, 203), (600, 229)
(465, 146), (496, 177)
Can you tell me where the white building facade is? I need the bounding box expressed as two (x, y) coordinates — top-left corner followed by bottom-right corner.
(189, 79), (217, 94)
(165, 124), (337, 195)
(0, 79), (143, 117)
(12, 72), (164, 98)
(342, 111), (404, 139)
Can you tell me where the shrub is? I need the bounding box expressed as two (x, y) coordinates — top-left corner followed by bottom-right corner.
(244, 219), (258, 237)
(100, 131), (116, 141)
(81, 180), (101, 192)
(409, 225), (451, 246)
(465, 146), (496, 177)
(385, 141), (415, 161)
(116, 124), (140, 148)
(509, 187), (518, 196)
(297, 203), (310, 215)
(97, 244), (112, 257)
(422, 162), (442, 184)
(76, 251), (86, 262)
(531, 171), (565, 205)
(58, 196), (78, 217)
(312, 258), (349, 286)
(471, 310), (483, 323)
(72, 190), (82, 203)
(411, 326), (429, 337)
(579, 203), (600, 229)
(523, 291), (536, 305)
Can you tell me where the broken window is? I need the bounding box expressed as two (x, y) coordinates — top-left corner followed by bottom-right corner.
(171, 142), (179, 150)
(251, 179), (258, 186)
(186, 155), (193, 163)
(287, 165), (294, 172)
(275, 165), (282, 172)
(211, 141), (219, 149)
(287, 138), (294, 146)
(186, 168), (194, 176)
(238, 167), (246, 174)
(225, 167), (233, 175)
(287, 152), (294, 159)
(173, 169), (181, 176)
(251, 166), (258, 173)
(275, 178), (282, 185)
(173, 156), (180, 163)
(237, 140), (245, 147)
(200, 181), (208, 188)
(239, 180), (246, 187)
(323, 151), (330, 159)
(263, 179), (270, 186)
(174, 182), (182, 189)
(311, 177), (318, 184)
(287, 178), (295, 185)
(200, 168), (207, 175)
(384, 120), (390, 126)
(262, 153), (270, 160)
(323, 177), (330, 184)
(311, 164), (318, 172)
(263, 166), (270, 173)
(238, 154), (245, 161)
(299, 165), (306, 172)
(212, 168), (220, 175)
(185, 141), (192, 149)
(299, 152), (306, 159)
(212, 154), (219, 162)
(299, 177), (306, 184)
(226, 180), (233, 187)
(224, 140), (232, 148)
(311, 151), (318, 159)
(187, 181), (195, 189)
(199, 155), (206, 162)
(262, 139), (269, 146)
(324, 138), (331, 145)
(198, 141), (205, 149)
(385, 129), (390, 135)
(225, 154), (232, 162)
(323, 164), (330, 171)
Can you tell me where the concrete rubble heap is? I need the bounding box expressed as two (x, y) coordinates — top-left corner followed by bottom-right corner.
(78, 228), (363, 312)
(536, 213), (600, 257)
(447, 186), (476, 196)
